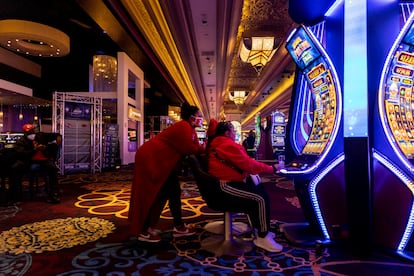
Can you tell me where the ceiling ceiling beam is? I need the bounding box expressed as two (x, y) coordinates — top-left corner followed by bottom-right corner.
(78, 0), (187, 104)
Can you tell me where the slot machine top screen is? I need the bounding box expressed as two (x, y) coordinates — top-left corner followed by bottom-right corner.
(286, 26), (321, 71)
(286, 26), (338, 156)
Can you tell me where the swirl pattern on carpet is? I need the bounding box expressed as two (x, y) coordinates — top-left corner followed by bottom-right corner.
(0, 217), (115, 254)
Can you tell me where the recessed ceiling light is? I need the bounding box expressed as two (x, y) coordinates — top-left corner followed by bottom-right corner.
(0, 19), (70, 57)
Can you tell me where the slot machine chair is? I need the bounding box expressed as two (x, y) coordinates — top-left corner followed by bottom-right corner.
(186, 155), (253, 256)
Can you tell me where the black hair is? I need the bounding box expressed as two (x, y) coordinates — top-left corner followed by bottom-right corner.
(206, 121), (233, 150)
(180, 102), (200, 120)
(215, 121), (233, 136)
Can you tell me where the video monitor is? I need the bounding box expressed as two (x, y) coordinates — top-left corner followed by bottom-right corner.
(286, 26), (322, 71)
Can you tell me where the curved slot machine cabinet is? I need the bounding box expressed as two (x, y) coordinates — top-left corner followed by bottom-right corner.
(376, 9), (414, 261)
(280, 25), (346, 246)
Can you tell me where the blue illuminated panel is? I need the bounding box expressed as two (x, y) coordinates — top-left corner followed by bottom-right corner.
(344, 0), (367, 137)
(290, 75), (313, 154)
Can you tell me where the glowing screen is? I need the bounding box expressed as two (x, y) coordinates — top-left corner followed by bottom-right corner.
(384, 23), (414, 160)
(286, 27), (322, 70)
(286, 26), (338, 155)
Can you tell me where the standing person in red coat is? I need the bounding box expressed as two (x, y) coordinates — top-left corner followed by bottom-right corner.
(128, 103), (205, 242)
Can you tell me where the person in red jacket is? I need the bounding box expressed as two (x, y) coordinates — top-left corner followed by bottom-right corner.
(9, 124), (61, 204)
(207, 121), (284, 252)
(129, 103), (205, 242)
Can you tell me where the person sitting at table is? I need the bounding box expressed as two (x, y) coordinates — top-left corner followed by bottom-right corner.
(10, 124), (61, 204)
(31, 131), (62, 204)
(206, 121), (284, 252)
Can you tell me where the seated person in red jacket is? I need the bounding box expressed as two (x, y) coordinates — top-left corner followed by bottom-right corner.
(207, 121), (284, 252)
(10, 124), (61, 204)
(31, 131), (62, 204)
(9, 124), (37, 203)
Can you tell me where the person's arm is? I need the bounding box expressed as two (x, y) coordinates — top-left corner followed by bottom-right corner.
(217, 140), (273, 175)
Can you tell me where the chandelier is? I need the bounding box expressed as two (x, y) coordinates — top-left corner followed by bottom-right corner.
(93, 54), (118, 91)
(239, 36), (277, 74)
(229, 90), (248, 106)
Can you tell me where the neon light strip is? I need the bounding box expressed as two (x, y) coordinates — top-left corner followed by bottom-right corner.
(291, 76), (303, 154)
(300, 77), (311, 138)
(292, 74), (310, 154)
(373, 150), (414, 253)
(401, 3), (414, 23)
(305, 82), (313, 127)
(308, 153), (345, 240)
(378, 10), (414, 173)
(325, 0), (343, 17)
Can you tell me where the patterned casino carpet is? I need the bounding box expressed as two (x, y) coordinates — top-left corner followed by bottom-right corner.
(0, 217), (115, 254)
(0, 169), (414, 275)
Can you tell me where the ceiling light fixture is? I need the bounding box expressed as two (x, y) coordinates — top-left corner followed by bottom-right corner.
(229, 90), (248, 106)
(34, 106), (38, 121)
(93, 55), (118, 91)
(239, 36), (277, 74)
(18, 105), (23, 120)
(0, 19), (70, 57)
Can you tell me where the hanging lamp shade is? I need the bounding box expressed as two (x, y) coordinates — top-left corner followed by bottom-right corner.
(229, 90), (248, 106)
(239, 36), (277, 74)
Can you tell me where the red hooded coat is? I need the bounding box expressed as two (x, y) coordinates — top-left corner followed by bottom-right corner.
(128, 120), (203, 235)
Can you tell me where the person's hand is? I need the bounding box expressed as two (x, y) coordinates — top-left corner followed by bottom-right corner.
(34, 143), (46, 151)
(272, 163), (283, 174)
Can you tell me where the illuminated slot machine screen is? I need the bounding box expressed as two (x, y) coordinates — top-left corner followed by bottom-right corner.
(383, 23), (414, 162)
(301, 68), (337, 155)
(231, 121), (242, 144)
(272, 126), (286, 146)
(286, 26), (338, 157)
(271, 111), (286, 147)
(254, 113), (261, 148)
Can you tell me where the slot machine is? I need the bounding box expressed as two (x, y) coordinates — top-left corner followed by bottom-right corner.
(374, 5), (414, 260)
(279, 24), (346, 246)
(271, 110), (286, 162)
(254, 113), (261, 150)
(231, 121), (242, 144)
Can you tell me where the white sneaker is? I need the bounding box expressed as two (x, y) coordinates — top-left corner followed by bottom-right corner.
(253, 232), (283, 252)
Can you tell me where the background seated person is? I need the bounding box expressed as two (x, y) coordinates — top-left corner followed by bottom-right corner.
(10, 124), (61, 204)
(32, 131), (62, 204)
(206, 121), (283, 252)
(9, 124), (36, 203)
(243, 130), (256, 158)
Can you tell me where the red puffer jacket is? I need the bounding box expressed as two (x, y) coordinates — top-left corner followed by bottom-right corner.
(207, 135), (273, 181)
